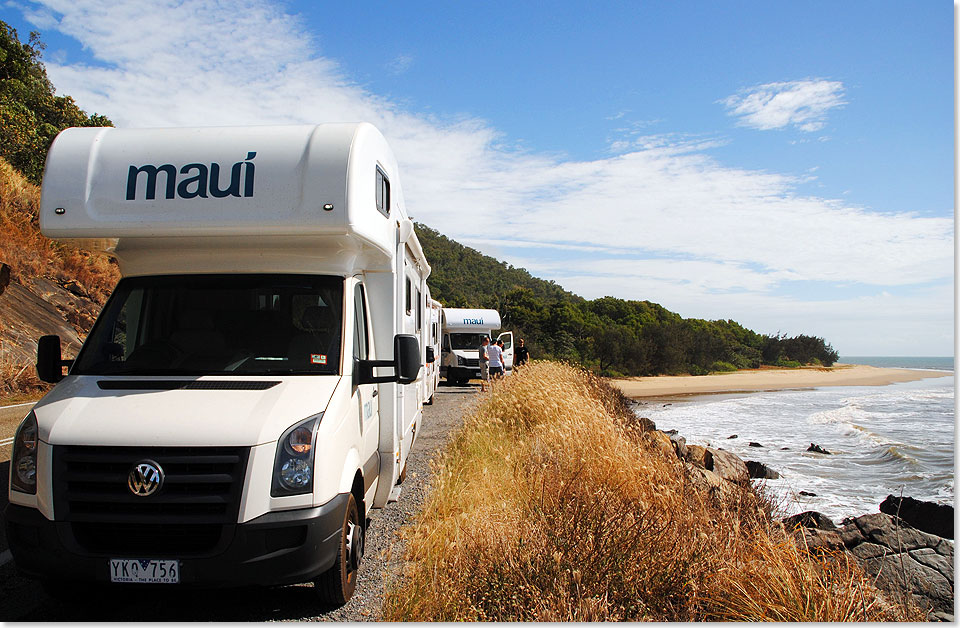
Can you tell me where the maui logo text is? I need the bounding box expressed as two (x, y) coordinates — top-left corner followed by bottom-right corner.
(462, 318), (484, 325)
(126, 152), (257, 200)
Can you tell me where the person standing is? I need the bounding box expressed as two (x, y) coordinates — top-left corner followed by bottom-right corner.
(487, 338), (504, 381)
(515, 338), (530, 368)
(478, 336), (490, 392)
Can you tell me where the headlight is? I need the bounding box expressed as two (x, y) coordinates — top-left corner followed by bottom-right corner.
(457, 355), (465, 366)
(11, 411), (39, 494)
(271, 413), (322, 497)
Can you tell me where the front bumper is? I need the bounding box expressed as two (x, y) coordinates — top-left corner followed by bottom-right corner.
(444, 366), (479, 381)
(4, 493), (348, 588)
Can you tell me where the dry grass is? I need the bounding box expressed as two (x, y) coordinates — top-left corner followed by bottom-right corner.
(383, 361), (918, 621)
(0, 358), (47, 400)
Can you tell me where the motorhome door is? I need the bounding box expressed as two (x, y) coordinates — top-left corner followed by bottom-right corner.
(497, 331), (514, 374)
(353, 283), (380, 458)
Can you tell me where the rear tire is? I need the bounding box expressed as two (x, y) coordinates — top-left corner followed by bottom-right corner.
(314, 493), (362, 607)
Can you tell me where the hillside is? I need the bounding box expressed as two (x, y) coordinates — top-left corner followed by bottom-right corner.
(0, 158), (120, 396)
(416, 223), (837, 374)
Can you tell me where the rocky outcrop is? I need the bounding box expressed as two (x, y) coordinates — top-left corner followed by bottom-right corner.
(783, 510), (837, 531)
(745, 460), (780, 479)
(640, 417), (954, 621)
(667, 433), (687, 459)
(880, 495), (953, 540)
(685, 444), (712, 469)
(790, 512), (954, 621)
(642, 430), (677, 460)
(678, 443), (749, 484)
(710, 449), (749, 484)
(0, 262), (10, 296)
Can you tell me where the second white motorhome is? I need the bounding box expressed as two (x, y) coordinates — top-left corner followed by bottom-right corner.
(423, 295), (442, 404)
(439, 308), (513, 385)
(6, 122), (429, 607)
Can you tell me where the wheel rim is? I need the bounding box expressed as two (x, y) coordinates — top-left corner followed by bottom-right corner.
(345, 518), (362, 574)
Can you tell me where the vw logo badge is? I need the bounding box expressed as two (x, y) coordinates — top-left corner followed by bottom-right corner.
(128, 460), (164, 497)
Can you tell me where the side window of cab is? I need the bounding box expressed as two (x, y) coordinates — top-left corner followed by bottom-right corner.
(353, 284), (369, 361)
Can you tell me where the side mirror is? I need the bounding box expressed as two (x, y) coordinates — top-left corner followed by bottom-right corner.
(395, 334), (421, 384)
(356, 334), (422, 385)
(37, 334), (68, 383)
(425, 346), (436, 364)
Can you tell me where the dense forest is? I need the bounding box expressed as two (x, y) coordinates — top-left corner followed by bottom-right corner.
(1, 21), (838, 378)
(417, 224), (838, 375)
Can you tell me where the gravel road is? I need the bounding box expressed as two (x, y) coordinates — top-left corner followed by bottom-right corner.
(320, 383), (477, 622)
(0, 383), (477, 621)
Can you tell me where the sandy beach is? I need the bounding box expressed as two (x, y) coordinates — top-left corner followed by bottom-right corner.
(613, 364), (952, 399)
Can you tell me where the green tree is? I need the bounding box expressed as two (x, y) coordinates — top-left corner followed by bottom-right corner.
(0, 22), (113, 184)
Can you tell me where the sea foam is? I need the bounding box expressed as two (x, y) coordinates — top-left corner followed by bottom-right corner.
(636, 374), (954, 522)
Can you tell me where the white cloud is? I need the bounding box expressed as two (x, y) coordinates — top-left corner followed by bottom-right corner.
(722, 79), (846, 132)
(15, 0), (953, 354)
(387, 54), (413, 75)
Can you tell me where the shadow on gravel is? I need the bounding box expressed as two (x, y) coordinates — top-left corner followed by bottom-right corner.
(439, 383), (478, 394)
(20, 584), (346, 621)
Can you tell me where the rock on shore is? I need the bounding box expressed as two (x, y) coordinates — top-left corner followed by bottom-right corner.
(637, 416), (954, 622)
(788, 510), (954, 621)
(880, 494), (954, 540)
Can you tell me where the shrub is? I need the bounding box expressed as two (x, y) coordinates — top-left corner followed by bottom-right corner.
(383, 362), (913, 621)
(709, 361), (738, 372)
(775, 358), (802, 369)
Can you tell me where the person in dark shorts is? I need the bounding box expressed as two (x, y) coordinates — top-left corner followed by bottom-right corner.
(515, 338), (530, 367)
(479, 336), (490, 392)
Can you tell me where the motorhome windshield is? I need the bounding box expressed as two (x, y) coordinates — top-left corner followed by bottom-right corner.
(73, 274), (343, 376)
(448, 333), (487, 351)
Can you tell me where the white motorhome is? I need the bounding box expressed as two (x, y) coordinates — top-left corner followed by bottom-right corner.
(439, 308), (513, 385)
(5, 123), (430, 607)
(423, 295), (442, 404)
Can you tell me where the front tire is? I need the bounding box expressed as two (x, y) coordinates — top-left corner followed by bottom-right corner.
(314, 493), (362, 607)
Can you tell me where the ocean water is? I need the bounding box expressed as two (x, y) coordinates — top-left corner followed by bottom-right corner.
(840, 356), (954, 371)
(636, 360), (955, 523)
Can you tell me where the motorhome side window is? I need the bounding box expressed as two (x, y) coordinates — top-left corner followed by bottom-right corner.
(405, 277), (412, 314)
(375, 167), (390, 217)
(72, 274), (344, 376)
(416, 288), (422, 331)
(353, 284), (369, 360)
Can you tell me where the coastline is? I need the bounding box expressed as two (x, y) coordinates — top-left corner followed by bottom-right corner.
(612, 363), (952, 399)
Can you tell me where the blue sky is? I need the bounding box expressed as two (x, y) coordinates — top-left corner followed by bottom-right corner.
(1, 0), (954, 355)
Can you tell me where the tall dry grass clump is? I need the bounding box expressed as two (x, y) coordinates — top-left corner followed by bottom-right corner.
(383, 361), (914, 621)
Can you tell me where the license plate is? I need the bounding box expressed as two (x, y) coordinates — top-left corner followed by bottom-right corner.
(109, 559), (180, 584)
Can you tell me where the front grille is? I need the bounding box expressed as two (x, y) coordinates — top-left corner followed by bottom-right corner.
(463, 358), (479, 367)
(53, 445), (249, 555)
(71, 522), (226, 555)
